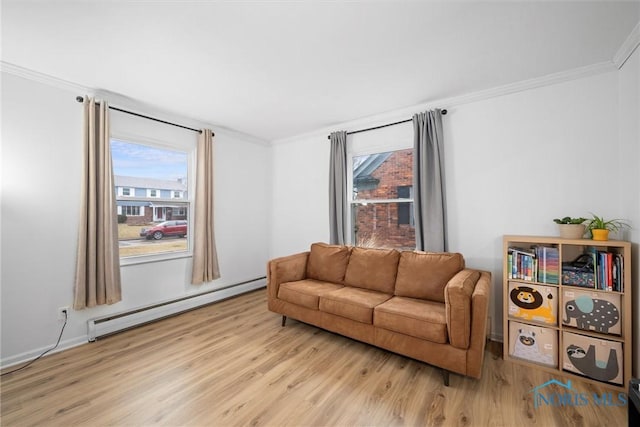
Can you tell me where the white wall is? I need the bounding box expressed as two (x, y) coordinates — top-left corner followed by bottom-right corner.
(269, 134), (330, 257)
(270, 70), (623, 346)
(446, 71), (620, 341)
(618, 44), (640, 377)
(1, 71), (271, 365)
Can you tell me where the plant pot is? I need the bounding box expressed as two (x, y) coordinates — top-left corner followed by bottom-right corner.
(558, 224), (586, 239)
(591, 228), (610, 241)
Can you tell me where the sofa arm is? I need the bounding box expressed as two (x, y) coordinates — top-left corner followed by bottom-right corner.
(466, 271), (491, 377)
(267, 251), (310, 300)
(444, 269), (486, 349)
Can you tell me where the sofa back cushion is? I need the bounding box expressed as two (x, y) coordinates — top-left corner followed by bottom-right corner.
(306, 243), (351, 284)
(344, 247), (400, 294)
(394, 251), (465, 302)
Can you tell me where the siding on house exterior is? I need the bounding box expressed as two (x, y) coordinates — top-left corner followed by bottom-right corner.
(115, 175), (188, 225)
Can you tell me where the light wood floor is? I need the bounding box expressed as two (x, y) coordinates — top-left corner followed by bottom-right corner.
(1, 289), (629, 426)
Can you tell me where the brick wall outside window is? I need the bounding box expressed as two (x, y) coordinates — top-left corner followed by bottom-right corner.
(354, 149), (415, 249)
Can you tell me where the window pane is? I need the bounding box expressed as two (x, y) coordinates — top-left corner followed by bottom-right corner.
(397, 202), (412, 225)
(353, 149), (413, 201)
(397, 185), (411, 199)
(351, 148), (414, 250)
(111, 139), (189, 258)
(352, 202), (415, 250)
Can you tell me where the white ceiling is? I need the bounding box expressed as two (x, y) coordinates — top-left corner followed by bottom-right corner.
(2, 1), (639, 141)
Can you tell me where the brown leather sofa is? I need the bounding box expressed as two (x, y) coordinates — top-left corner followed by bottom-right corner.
(267, 243), (491, 385)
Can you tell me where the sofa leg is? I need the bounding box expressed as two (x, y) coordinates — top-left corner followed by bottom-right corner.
(441, 369), (450, 387)
(281, 316), (287, 327)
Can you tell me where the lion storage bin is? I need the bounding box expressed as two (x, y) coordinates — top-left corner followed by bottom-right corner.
(509, 321), (557, 367)
(561, 289), (621, 335)
(508, 282), (558, 325)
(562, 331), (623, 385)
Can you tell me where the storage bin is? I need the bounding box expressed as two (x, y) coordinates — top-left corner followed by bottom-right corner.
(562, 331), (623, 385)
(561, 289), (621, 335)
(508, 321), (557, 367)
(508, 282), (558, 325)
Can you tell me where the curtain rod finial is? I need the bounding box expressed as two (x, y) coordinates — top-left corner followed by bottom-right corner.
(76, 96), (84, 103)
(441, 109), (447, 115)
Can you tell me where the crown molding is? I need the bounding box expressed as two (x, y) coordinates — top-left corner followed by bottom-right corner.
(209, 125), (271, 147)
(438, 61), (615, 109)
(614, 20), (640, 69)
(0, 61), (269, 146)
(271, 61), (616, 145)
(1, 57), (618, 148)
(1, 61), (90, 94)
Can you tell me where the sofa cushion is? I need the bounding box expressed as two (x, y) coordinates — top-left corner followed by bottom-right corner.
(374, 296), (448, 343)
(394, 251), (465, 303)
(343, 247), (400, 294)
(306, 243), (351, 284)
(278, 279), (344, 310)
(319, 287), (392, 324)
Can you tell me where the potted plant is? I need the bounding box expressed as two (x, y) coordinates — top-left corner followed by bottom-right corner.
(553, 216), (587, 239)
(586, 214), (630, 241)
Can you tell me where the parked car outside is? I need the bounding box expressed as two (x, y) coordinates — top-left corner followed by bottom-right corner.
(140, 220), (188, 240)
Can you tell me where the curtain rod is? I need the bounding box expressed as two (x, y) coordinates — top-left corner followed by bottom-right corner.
(75, 96), (211, 135)
(326, 109), (447, 139)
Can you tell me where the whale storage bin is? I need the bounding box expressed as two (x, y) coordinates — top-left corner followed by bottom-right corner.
(561, 289), (621, 335)
(562, 331), (623, 385)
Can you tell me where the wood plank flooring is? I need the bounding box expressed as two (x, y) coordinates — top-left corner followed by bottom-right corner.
(1, 290), (629, 426)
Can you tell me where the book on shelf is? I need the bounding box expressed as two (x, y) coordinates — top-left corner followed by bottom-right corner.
(507, 246), (558, 284)
(508, 247), (534, 280)
(538, 246), (559, 285)
(606, 252), (613, 291)
(616, 253), (624, 292)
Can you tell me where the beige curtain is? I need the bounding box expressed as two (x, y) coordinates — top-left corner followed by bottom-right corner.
(74, 97), (122, 309)
(191, 129), (221, 284)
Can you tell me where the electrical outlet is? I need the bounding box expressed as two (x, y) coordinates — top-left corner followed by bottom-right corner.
(58, 306), (69, 321)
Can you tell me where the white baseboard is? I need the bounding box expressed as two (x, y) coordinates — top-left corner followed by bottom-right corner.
(1, 279), (266, 370)
(0, 336), (87, 371)
(88, 279), (266, 341)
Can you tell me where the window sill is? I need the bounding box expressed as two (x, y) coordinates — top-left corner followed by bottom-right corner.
(120, 251), (192, 267)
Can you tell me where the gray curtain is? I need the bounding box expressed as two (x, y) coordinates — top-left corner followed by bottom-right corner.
(329, 131), (348, 245)
(191, 129), (221, 284)
(413, 110), (447, 252)
(74, 97), (122, 309)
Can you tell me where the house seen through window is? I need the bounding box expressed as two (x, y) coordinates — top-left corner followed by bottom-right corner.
(351, 148), (415, 250)
(111, 139), (190, 258)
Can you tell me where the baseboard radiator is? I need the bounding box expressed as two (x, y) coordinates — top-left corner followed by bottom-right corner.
(87, 277), (266, 341)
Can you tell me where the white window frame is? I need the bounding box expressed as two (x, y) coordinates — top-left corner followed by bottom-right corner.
(121, 205), (143, 216)
(172, 207), (187, 216)
(346, 122), (413, 247)
(171, 190), (184, 199)
(396, 185), (415, 226)
(118, 187), (134, 197)
(147, 188), (161, 198)
(111, 134), (195, 266)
